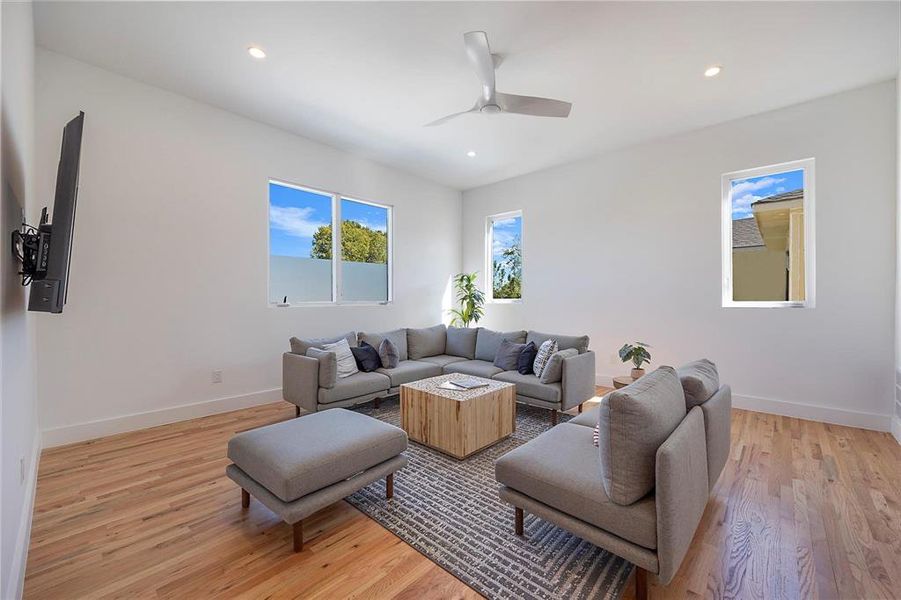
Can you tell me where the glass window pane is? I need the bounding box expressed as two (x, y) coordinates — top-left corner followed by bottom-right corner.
(340, 198), (389, 302)
(730, 168), (805, 302)
(491, 215), (522, 300)
(268, 181), (333, 303)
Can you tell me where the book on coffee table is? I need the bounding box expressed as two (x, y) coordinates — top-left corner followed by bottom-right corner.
(449, 377), (489, 390)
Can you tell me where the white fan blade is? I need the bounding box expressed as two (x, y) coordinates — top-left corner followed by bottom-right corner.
(463, 31), (496, 102)
(497, 92), (572, 118)
(424, 104), (478, 127)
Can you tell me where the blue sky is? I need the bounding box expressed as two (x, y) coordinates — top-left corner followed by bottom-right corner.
(491, 215), (521, 262)
(269, 182), (388, 257)
(731, 169), (803, 220)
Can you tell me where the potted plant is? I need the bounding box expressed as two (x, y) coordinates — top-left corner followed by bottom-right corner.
(618, 342), (651, 379)
(448, 272), (485, 328)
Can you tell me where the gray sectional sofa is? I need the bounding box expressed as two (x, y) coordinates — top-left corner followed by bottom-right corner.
(283, 324), (597, 422)
(494, 360), (731, 600)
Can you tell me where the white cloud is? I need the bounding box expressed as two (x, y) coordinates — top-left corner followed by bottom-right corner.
(731, 193), (761, 219)
(350, 218), (387, 233)
(269, 205), (328, 238)
(731, 176), (786, 196)
(492, 228), (518, 256)
(492, 217), (519, 228)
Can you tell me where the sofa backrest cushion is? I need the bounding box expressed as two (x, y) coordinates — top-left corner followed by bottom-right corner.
(539, 348), (579, 383)
(526, 330), (590, 354)
(676, 359), (719, 409)
(290, 332), (357, 355)
(493, 339), (527, 371)
(475, 328), (527, 362)
(359, 329), (408, 361)
(446, 326), (478, 359)
(597, 366), (687, 505)
(407, 324), (447, 359)
(305, 348), (337, 388)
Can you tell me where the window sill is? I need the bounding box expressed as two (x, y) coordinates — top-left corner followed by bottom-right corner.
(488, 299), (522, 305)
(268, 301), (392, 308)
(722, 300), (813, 309)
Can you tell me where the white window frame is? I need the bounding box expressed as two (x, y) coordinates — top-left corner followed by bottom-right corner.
(721, 158), (816, 309)
(485, 210), (523, 304)
(267, 179), (393, 307)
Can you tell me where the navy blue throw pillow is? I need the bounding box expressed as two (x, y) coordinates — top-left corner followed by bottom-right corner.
(517, 341), (538, 375)
(351, 341), (381, 372)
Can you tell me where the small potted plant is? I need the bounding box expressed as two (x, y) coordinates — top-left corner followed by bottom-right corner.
(447, 272), (485, 328)
(618, 342), (651, 380)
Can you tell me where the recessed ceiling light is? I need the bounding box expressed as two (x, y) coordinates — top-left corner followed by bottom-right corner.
(248, 46), (267, 59)
(704, 65), (722, 78)
(466, 150), (477, 158)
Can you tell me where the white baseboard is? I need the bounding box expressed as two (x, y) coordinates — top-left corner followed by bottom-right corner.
(41, 388), (283, 448)
(892, 417), (901, 445)
(6, 431), (42, 600)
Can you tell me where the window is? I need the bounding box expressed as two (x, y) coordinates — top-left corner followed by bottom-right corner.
(268, 180), (392, 305)
(487, 211), (523, 302)
(722, 158), (815, 308)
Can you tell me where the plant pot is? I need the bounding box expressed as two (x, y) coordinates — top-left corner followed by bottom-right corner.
(630, 368), (645, 380)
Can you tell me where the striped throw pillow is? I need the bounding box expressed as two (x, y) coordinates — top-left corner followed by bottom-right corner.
(533, 339), (558, 378)
(593, 424), (600, 447)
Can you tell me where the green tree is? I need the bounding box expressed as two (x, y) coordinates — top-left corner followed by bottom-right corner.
(492, 237), (522, 299)
(310, 221), (387, 264)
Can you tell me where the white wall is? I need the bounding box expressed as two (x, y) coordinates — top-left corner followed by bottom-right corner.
(35, 49), (462, 446)
(1, 2), (40, 597)
(895, 73), (901, 444)
(464, 81), (898, 431)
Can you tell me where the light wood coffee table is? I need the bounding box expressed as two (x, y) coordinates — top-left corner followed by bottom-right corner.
(400, 374), (516, 459)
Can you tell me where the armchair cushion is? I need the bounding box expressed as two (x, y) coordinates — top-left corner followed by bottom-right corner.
(317, 371), (390, 404)
(475, 328), (526, 362)
(676, 358), (719, 408)
(290, 331), (356, 355)
(493, 370), (561, 403)
(305, 348), (337, 388)
(598, 366), (686, 505)
(407, 324), (447, 359)
(446, 326), (478, 359)
(443, 359), (503, 378)
(376, 359), (442, 387)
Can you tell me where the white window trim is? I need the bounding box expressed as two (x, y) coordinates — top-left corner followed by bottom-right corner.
(485, 210), (523, 304)
(721, 158), (816, 309)
(267, 179), (393, 307)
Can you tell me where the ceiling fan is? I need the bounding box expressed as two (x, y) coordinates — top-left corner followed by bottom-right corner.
(425, 31), (573, 127)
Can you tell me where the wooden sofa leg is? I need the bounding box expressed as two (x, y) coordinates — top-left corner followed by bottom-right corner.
(550, 410), (558, 426)
(635, 567), (648, 600)
(241, 488), (250, 509)
(293, 520), (304, 552)
(374, 397), (381, 409)
(515, 507), (524, 535)
(386, 473), (394, 499)
(295, 406), (300, 418)
(577, 403), (583, 413)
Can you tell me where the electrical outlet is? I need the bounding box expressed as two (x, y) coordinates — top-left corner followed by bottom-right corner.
(212, 370), (223, 384)
(19, 457), (26, 484)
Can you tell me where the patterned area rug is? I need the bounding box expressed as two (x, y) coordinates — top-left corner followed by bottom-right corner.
(347, 397), (632, 600)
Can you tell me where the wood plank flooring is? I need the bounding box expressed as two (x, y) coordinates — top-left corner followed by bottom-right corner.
(24, 392), (901, 599)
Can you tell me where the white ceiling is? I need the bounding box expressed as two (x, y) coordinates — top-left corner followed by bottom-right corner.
(35, 1), (900, 190)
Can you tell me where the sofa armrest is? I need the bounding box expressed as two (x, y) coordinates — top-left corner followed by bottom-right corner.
(282, 352), (320, 414)
(700, 385), (731, 491)
(655, 406), (709, 584)
(561, 350), (596, 411)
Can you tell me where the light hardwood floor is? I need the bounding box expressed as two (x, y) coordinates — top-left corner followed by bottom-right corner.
(24, 391), (901, 599)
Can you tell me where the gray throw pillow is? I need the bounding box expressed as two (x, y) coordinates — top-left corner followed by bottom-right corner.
(597, 366), (687, 505)
(676, 359), (719, 408)
(290, 331), (356, 355)
(475, 328), (527, 362)
(493, 338), (527, 371)
(322, 338), (359, 379)
(305, 348), (337, 389)
(446, 326), (478, 359)
(526, 330), (590, 354)
(378, 338), (399, 369)
(539, 348), (579, 383)
(407, 324), (447, 359)
(532, 339), (558, 378)
(360, 329), (408, 361)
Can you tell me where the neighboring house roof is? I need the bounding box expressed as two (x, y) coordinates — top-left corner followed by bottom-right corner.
(732, 217), (765, 249)
(751, 188), (803, 206)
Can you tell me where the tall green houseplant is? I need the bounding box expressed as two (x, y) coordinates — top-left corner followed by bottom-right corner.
(448, 272), (485, 327)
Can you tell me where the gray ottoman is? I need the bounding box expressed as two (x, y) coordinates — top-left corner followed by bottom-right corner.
(226, 408), (408, 551)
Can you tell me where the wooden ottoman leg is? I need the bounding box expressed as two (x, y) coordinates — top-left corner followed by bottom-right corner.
(578, 403), (583, 413)
(386, 473), (394, 499)
(241, 488), (250, 509)
(635, 567), (648, 600)
(293, 520), (304, 552)
(515, 507), (524, 536)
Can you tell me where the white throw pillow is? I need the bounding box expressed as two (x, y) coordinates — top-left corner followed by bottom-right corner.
(322, 338), (359, 379)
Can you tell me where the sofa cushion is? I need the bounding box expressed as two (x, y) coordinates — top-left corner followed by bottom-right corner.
(495, 422), (657, 549)
(493, 370), (561, 403)
(305, 348), (337, 388)
(493, 338), (527, 371)
(569, 403), (601, 428)
(526, 330), (590, 354)
(539, 348), (579, 384)
(322, 338), (358, 379)
(377, 359), (442, 387)
(677, 359), (719, 409)
(598, 366), (687, 505)
(475, 328), (527, 362)
(350, 341), (381, 372)
(446, 326), (478, 359)
(407, 324), (447, 359)
(227, 408), (407, 503)
(517, 341), (537, 374)
(418, 354), (468, 368)
(533, 339), (558, 378)
(443, 359), (503, 378)
(290, 331), (356, 355)
(317, 371), (391, 404)
(360, 329), (408, 361)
